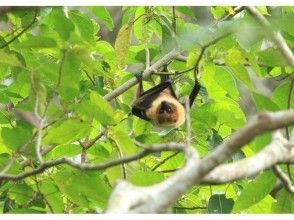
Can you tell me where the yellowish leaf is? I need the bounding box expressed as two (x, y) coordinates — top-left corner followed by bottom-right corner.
(114, 23), (133, 69)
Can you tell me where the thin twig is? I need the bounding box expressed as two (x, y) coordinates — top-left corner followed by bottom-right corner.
(172, 6), (177, 34)
(33, 176), (54, 213)
(35, 119), (44, 163)
(173, 206), (207, 210)
(84, 129), (107, 149)
(83, 69), (96, 86)
(272, 165), (294, 193)
(110, 138), (127, 180)
(0, 9), (38, 49)
(0, 143), (184, 181)
(151, 152), (180, 171)
(209, 6), (244, 29)
(56, 50), (67, 89)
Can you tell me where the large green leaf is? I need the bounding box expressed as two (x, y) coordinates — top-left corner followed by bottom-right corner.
(110, 128), (138, 154)
(214, 66), (239, 101)
(1, 127), (31, 151)
(46, 144), (81, 160)
(252, 92), (280, 112)
(0, 50), (22, 67)
(258, 48), (288, 67)
(129, 171), (164, 186)
(44, 119), (92, 145)
(233, 171), (276, 212)
(272, 81), (293, 110)
(53, 169), (111, 209)
(271, 189), (294, 213)
(227, 64), (254, 89)
(208, 194), (234, 213)
(90, 6), (114, 31)
(89, 91), (116, 125)
(49, 8), (74, 40)
(7, 183), (34, 205)
(15, 36), (57, 48)
(69, 10), (98, 44)
(58, 50), (81, 100)
(39, 180), (64, 213)
(176, 6), (195, 18)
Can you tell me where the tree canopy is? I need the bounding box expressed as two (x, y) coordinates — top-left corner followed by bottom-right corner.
(0, 6), (294, 214)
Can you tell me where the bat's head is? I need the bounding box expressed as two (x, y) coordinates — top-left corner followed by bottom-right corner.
(156, 99), (185, 128)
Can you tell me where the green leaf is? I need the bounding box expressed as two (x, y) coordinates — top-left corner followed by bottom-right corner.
(54, 169), (111, 209)
(201, 63), (227, 101)
(58, 50), (81, 100)
(256, 6), (270, 15)
(110, 128), (138, 154)
(214, 66), (239, 101)
(44, 119), (92, 145)
(46, 144), (81, 160)
(258, 49), (288, 67)
(15, 36), (57, 48)
(50, 8), (74, 40)
(129, 171), (164, 186)
(233, 171), (276, 212)
(210, 7), (226, 19)
(0, 50), (22, 67)
(252, 92), (280, 112)
(272, 16), (294, 36)
(1, 127), (31, 151)
(8, 183), (34, 205)
(177, 22), (202, 51)
(161, 24), (176, 54)
(176, 6), (195, 18)
(227, 64), (254, 89)
(69, 10), (98, 44)
(208, 194), (234, 213)
(272, 81), (293, 110)
(90, 6), (114, 31)
(271, 189), (294, 213)
(208, 130), (223, 150)
(114, 23), (133, 68)
(89, 91), (116, 125)
(244, 195), (274, 213)
(0, 153), (21, 174)
(39, 180), (64, 213)
(249, 133), (271, 152)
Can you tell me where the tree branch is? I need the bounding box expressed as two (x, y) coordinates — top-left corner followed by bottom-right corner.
(0, 9), (38, 49)
(272, 165), (294, 193)
(245, 6), (294, 68)
(202, 131), (294, 184)
(106, 110), (294, 213)
(0, 143), (185, 181)
(103, 49), (180, 101)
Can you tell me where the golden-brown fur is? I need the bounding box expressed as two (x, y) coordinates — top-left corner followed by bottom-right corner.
(146, 89), (186, 128)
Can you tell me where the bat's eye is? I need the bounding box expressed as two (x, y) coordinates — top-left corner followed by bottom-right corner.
(159, 109), (164, 114)
(166, 108), (172, 113)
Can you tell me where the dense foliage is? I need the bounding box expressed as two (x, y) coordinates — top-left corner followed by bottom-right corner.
(0, 6), (293, 213)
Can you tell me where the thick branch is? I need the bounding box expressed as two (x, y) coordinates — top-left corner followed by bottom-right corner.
(106, 110), (294, 213)
(202, 132), (294, 184)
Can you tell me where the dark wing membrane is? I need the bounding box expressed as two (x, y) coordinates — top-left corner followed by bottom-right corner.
(132, 81), (176, 121)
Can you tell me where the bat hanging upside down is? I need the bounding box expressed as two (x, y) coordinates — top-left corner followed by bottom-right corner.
(132, 71), (201, 128)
